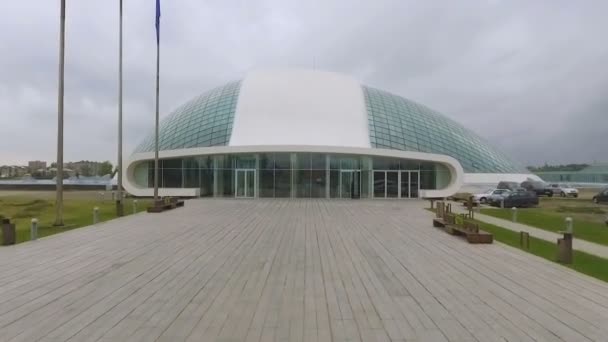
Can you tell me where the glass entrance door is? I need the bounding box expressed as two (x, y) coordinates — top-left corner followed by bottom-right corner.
(399, 171), (420, 198)
(400, 171), (410, 198)
(373, 171), (385, 198)
(409, 171), (419, 198)
(386, 172), (399, 198)
(340, 170), (360, 199)
(374, 171), (399, 198)
(235, 169), (255, 198)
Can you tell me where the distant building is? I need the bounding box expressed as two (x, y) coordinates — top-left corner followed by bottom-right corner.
(28, 160), (47, 173)
(0, 165), (27, 178)
(536, 163), (608, 185)
(65, 161), (101, 177)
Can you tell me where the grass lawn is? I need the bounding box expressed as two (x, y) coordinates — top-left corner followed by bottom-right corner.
(427, 208), (608, 283)
(475, 220), (608, 283)
(0, 191), (151, 243)
(480, 197), (608, 246)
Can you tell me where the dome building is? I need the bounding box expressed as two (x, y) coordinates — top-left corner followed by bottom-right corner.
(124, 69), (535, 199)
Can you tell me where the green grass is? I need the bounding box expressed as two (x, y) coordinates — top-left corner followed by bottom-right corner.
(0, 192), (151, 244)
(427, 208), (608, 282)
(476, 221), (608, 282)
(480, 207), (608, 246)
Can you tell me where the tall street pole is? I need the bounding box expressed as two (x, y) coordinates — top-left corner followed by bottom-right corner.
(153, 0), (160, 203)
(54, 0), (66, 226)
(116, 0), (124, 216)
(153, 42), (160, 202)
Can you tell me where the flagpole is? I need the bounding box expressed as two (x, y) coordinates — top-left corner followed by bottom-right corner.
(153, 1), (160, 203)
(54, 0), (66, 226)
(116, 0), (124, 216)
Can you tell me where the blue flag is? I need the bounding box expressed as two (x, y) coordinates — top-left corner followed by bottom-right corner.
(155, 0), (161, 44)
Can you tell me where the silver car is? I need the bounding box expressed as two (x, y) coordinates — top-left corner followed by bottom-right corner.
(548, 183), (579, 197)
(488, 189), (512, 205)
(472, 189), (511, 204)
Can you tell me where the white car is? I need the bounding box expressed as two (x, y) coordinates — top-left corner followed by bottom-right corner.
(548, 183), (579, 198)
(472, 189), (511, 204)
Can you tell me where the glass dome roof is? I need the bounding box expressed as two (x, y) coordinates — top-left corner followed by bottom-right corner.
(134, 81), (241, 153)
(134, 80), (525, 173)
(363, 86), (524, 173)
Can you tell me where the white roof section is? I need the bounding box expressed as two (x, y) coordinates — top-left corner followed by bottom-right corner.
(229, 69), (370, 148)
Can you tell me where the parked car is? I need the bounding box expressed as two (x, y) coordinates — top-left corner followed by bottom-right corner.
(472, 189), (511, 204)
(592, 188), (608, 204)
(491, 189), (539, 208)
(497, 181), (520, 191)
(547, 183), (579, 197)
(472, 189), (494, 204)
(488, 189), (512, 205)
(520, 180), (554, 197)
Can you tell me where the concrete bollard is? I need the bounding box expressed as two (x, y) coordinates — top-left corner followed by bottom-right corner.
(30, 218), (38, 241)
(512, 207), (517, 223)
(133, 199), (138, 214)
(557, 232), (573, 264)
(519, 231), (530, 250)
(1, 218), (16, 245)
(111, 191), (116, 201)
(93, 207), (99, 224)
(565, 217), (573, 233)
(99, 192), (105, 201)
(500, 198), (505, 209)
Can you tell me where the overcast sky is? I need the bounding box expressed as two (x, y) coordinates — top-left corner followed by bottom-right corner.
(1, 0), (606, 166)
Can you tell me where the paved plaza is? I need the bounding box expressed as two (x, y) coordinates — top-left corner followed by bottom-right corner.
(0, 200), (607, 341)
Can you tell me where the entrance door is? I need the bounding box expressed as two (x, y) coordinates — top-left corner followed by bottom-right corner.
(400, 171), (410, 198)
(409, 171), (419, 198)
(340, 170), (360, 199)
(374, 171), (399, 198)
(399, 171), (419, 198)
(373, 171), (385, 198)
(235, 169), (255, 198)
(386, 172), (399, 198)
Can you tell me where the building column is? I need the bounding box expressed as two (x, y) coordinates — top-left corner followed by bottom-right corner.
(213, 157), (219, 197)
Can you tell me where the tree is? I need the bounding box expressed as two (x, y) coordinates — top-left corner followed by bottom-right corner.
(99, 161), (113, 176)
(79, 163), (92, 177)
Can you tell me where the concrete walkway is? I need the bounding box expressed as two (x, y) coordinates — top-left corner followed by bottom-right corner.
(450, 201), (608, 259)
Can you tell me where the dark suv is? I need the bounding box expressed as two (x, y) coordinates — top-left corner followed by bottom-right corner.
(497, 181), (520, 191)
(592, 188), (608, 204)
(491, 188), (539, 208)
(520, 180), (554, 197)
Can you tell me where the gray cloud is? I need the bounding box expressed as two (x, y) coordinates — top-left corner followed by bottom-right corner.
(0, 0), (606, 166)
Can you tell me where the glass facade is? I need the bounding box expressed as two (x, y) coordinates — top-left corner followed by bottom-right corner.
(363, 86), (526, 173)
(131, 79), (527, 180)
(134, 81), (241, 153)
(138, 153), (451, 199)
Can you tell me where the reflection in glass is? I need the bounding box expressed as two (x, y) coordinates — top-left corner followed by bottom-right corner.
(200, 169), (213, 197)
(374, 171), (385, 198)
(274, 170), (291, 197)
(387, 172), (398, 198)
(311, 170), (326, 198)
(400, 171), (410, 198)
(143, 152), (440, 198)
(311, 154), (325, 170)
(330, 171), (340, 198)
(260, 170), (274, 197)
(296, 170), (311, 198)
(274, 153), (291, 169)
(247, 170), (255, 197)
(410, 171), (419, 198)
(236, 171), (245, 197)
(341, 171), (353, 198)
